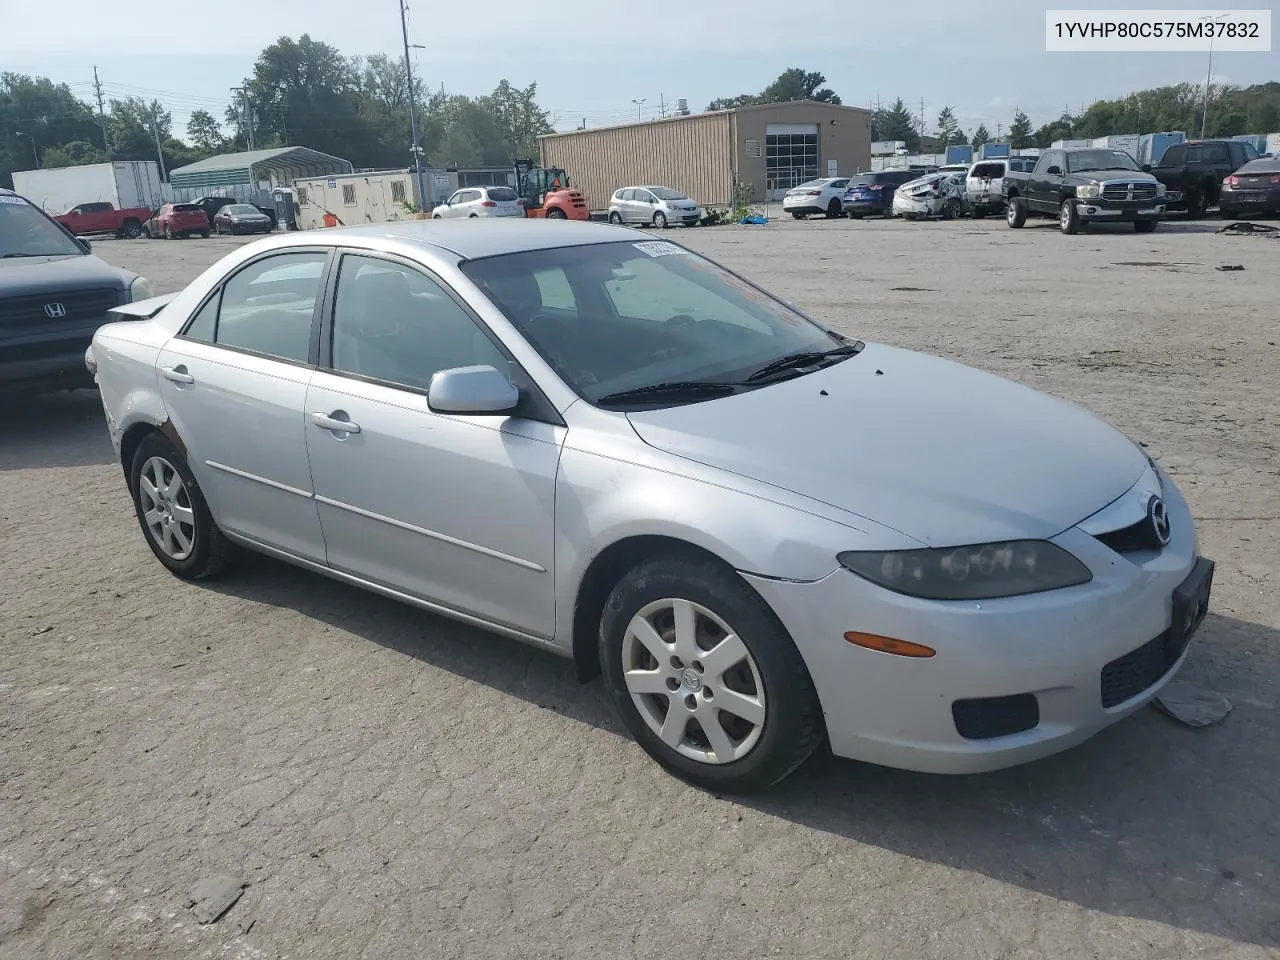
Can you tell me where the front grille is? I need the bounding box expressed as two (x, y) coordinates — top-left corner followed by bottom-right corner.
(0, 287), (120, 331)
(952, 694), (1040, 740)
(1096, 516), (1166, 554)
(1101, 182), (1159, 202)
(0, 334), (93, 364)
(1100, 628), (1186, 708)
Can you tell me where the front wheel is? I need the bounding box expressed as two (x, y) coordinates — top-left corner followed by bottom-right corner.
(129, 433), (236, 581)
(653, 211), (668, 229)
(546, 208), (567, 220)
(1134, 219), (1158, 233)
(1059, 199), (1081, 235)
(1185, 190), (1208, 219)
(1006, 197), (1026, 228)
(164, 223), (174, 240)
(941, 198), (962, 220)
(599, 555), (824, 792)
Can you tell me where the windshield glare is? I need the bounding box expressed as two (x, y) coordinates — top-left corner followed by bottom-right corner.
(648, 187), (687, 200)
(461, 240), (847, 405)
(227, 204), (259, 214)
(0, 197), (85, 258)
(1066, 150), (1139, 172)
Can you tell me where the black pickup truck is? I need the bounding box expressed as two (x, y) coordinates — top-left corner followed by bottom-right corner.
(1, 188), (152, 394)
(1148, 139), (1261, 218)
(1004, 147), (1167, 234)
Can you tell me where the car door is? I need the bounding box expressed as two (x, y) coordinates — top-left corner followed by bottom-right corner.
(303, 251), (564, 637)
(155, 249), (331, 562)
(441, 190), (463, 218)
(620, 189), (640, 222)
(1028, 153), (1057, 211)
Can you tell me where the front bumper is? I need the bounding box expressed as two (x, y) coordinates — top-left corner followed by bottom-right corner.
(743, 473), (1205, 775)
(0, 339), (98, 392)
(228, 221), (272, 233)
(1075, 201), (1165, 221)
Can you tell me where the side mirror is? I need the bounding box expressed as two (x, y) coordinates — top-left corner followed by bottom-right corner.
(1046, 165), (1062, 176)
(1141, 163), (1152, 172)
(428, 364), (519, 415)
(78, 238), (92, 253)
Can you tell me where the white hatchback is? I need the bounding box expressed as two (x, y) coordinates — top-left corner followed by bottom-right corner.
(432, 185), (524, 219)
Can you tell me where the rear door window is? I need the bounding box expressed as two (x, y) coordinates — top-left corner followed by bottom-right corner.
(487, 187), (518, 202)
(212, 252), (329, 363)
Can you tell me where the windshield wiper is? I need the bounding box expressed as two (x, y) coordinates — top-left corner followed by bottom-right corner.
(745, 341), (863, 383)
(596, 381), (740, 407)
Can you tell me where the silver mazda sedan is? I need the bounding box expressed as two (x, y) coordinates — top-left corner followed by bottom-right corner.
(88, 220), (1211, 792)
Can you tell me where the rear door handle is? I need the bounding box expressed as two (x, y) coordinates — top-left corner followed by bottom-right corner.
(161, 365), (195, 385)
(310, 411), (361, 435)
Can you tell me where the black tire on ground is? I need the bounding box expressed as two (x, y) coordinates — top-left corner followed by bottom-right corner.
(599, 554), (825, 793)
(1060, 199), (1081, 235)
(546, 208), (568, 219)
(129, 433), (236, 581)
(432, 214), (441, 219)
(200, 230), (210, 238)
(1134, 219), (1157, 233)
(825, 198), (842, 218)
(653, 211), (668, 229)
(942, 198), (962, 220)
(609, 211), (623, 224)
(1184, 189), (1208, 219)
(791, 212), (806, 220)
(1006, 197), (1026, 228)
(164, 223), (174, 240)
(121, 220), (142, 239)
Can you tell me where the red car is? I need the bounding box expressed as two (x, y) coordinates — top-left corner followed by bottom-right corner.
(144, 203), (210, 240)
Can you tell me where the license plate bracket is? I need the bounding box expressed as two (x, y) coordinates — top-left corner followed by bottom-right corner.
(1167, 557), (1214, 662)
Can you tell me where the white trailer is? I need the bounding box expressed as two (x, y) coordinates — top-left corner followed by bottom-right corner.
(1089, 134), (1141, 159)
(11, 161), (164, 215)
(292, 170), (422, 231)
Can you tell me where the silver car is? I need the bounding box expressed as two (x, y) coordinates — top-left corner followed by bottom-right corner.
(88, 221), (1210, 792)
(608, 186), (703, 228)
(431, 185), (524, 219)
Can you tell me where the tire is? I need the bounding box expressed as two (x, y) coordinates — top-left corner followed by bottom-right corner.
(653, 211), (668, 229)
(469, 213), (478, 218)
(791, 212), (806, 220)
(164, 223), (173, 240)
(1185, 189), (1208, 219)
(608, 211), (623, 224)
(1134, 219), (1157, 233)
(546, 208), (567, 220)
(599, 554), (824, 793)
(942, 198), (962, 220)
(1059, 199), (1081, 235)
(1006, 197), (1026, 228)
(825, 198), (841, 218)
(432, 214), (441, 219)
(200, 230), (210, 239)
(213, 221), (221, 235)
(129, 433), (235, 581)
(121, 220), (142, 239)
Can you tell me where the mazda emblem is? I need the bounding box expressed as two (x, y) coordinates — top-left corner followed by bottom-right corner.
(44, 302), (67, 318)
(1147, 495), (1171, 546)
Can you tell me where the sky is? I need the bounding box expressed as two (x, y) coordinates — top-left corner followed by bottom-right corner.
(2, 0), (1276, 140)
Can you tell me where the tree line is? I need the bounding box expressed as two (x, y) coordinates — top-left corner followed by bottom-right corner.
(4, 54), (1279, 191)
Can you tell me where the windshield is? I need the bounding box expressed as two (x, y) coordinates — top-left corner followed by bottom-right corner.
(1066, 150), (1140, 173)
(648, 187), (688, 200)
(460, 240), (849, 405)
(227, 204), (259, 214)
(0, 195), (85, 258)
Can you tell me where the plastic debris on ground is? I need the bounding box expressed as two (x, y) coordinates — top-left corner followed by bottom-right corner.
(740, 214), (768, 224)
(1153, 679), (1233, 727)
(1216, 221), (1279, 237)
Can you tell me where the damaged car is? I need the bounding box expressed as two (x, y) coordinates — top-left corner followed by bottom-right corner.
(891, 173), (968, 220)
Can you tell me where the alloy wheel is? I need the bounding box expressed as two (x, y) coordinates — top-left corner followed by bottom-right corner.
(138, 456), (196, 560)
(621, 597), (766, 764)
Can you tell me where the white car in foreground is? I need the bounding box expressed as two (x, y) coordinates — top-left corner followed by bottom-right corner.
(892, 172), (969, 219)
(782, 178), (851, 219)
(85, 221), (1213, 792)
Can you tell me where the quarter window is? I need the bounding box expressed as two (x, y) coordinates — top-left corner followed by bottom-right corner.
(342, 184), (357, 205)
(329, 254), (507, 392)
(391, 180), (407, 203)
(213, 252), (328, 363)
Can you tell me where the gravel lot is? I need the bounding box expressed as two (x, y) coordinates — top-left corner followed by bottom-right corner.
(3, 217), (1278, 960)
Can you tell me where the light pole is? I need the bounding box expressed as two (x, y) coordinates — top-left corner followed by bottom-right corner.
(21, 132), (38, 169)
(399, 0), (428, 212)
(632, 98), (646, 121)
(1200, 12), (1231, 139)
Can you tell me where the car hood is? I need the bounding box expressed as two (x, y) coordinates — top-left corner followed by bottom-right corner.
(625, 343), (1146, 547)
(0, 254), (132, 297)
(1071, 169), (1158, 184)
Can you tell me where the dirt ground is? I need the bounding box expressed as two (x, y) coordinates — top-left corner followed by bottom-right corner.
(2, 216), (1278, 960)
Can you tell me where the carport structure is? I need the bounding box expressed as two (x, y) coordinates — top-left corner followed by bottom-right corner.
(168, 146), (353, 193)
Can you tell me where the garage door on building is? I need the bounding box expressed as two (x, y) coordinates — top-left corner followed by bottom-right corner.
(766, 123), (819, 198)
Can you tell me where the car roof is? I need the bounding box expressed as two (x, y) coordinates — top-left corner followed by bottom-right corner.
(287, 219), (642, 260)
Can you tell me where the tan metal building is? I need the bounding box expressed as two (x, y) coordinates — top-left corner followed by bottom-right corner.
(539, 100), (872, 211)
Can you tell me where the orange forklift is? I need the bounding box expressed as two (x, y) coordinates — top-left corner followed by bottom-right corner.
(513, 159), (590, 220)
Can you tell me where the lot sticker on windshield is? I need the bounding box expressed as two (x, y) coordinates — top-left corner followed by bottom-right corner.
(633, 241), (689, 258)
(0, 195), (29, 204)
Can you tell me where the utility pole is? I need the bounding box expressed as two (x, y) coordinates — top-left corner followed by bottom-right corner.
(659, 94), (667, 119)
(231, 87), (254, 150)
(399, 0), (428, 213)
(1199, 12), (1231, 138)
(92, 65), (110, 153)
(149, 106), (167, 181)
(632, 98), (646, 121)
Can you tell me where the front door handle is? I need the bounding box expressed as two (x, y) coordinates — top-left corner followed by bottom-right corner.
(310, 411), (361, 435)
(161, 365), (195, 385)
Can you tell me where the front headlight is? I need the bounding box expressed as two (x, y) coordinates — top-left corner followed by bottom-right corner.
(837, 540), (1092, 601)
(1076, 184), (1101, 199)
(1155, 182), (1167, 196)
(129, 275), (154, 302)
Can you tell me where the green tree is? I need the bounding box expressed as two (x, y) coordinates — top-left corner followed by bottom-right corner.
(1008, 109), (1033, 149)
(871, 98), (920, 152)
(481, 79), (553, 160)
(1032, 110), (1078, 147)
(970, 123), (991, 149)
(186, 109), (226, 152)
(40, 140), (107, 168)
(108, 97), (170, 160)
(707, 67), (840, 112)
(935, 106), (961, 149)
(0, 72), (102, 187)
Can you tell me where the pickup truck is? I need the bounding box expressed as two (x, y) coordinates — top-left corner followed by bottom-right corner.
(54, 201), (151, 239)
(1148, 138), (1260, 218)
(1004, 147), (1167, 234)
(1, 188), (152, 393)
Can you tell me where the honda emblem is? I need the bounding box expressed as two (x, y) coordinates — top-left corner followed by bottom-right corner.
(44, 302), (67, 318)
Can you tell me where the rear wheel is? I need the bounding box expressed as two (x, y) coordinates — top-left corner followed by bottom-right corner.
(825, 198), (842, 218)
(1059, 199), (1081, 235)
(1006, 196), (1026, 228)
(121, 220), (142, 239)
(791, 212), (805, 220)
(129, 434), (235, 581)
(1185, 188), (1209, 219)
(164, 223), (174, 240)
(599, 555), (824, 792)
(942, 198), (962, 220)
(200, 230), (210, 238)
